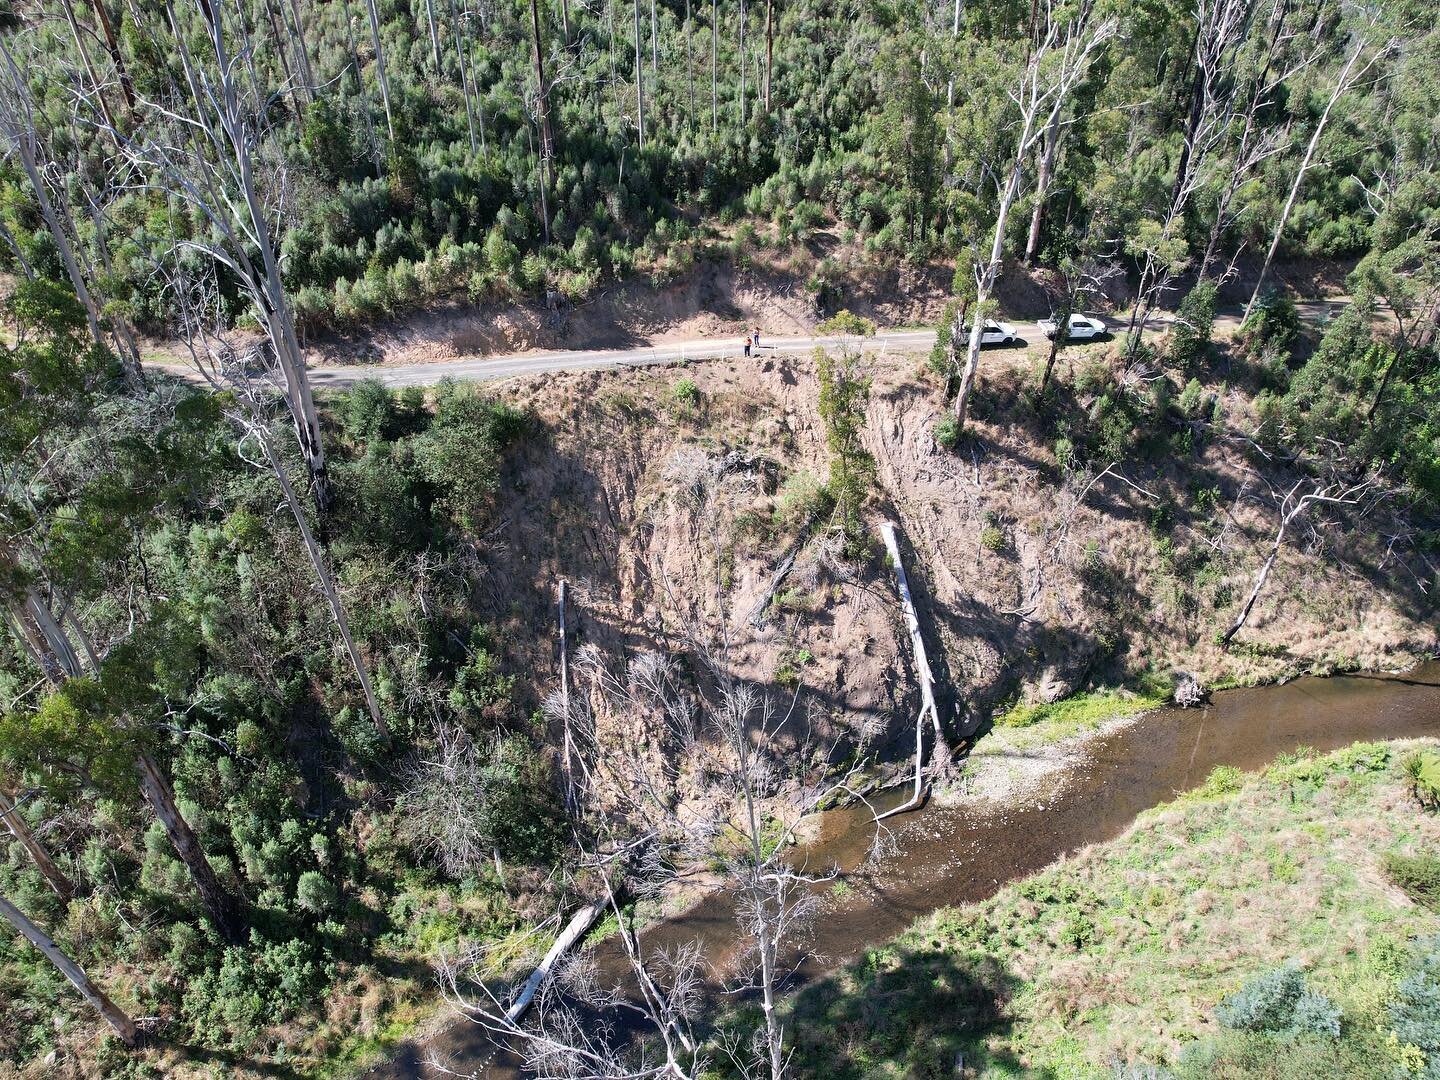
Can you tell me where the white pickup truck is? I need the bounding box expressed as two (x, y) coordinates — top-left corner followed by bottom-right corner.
(961, 319), (1020, 345)
(1037, 313), (1107, 341)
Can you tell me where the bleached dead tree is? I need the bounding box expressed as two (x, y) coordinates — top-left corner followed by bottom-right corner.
(1221, 473), (1378, 645)
(1124, 0), (1253, 355)
(874, 521), (944, 822)
(952, 0), (1117, 428)
(108, 0), (335, 515)
(1196, 0), (1313, 280)
(1243, 8), (1395, 321)
(0, 892), (136, 1045)
(446, 630), (873, 1079)
(160, 259), (388, 738)
(0, 37), (144, 391)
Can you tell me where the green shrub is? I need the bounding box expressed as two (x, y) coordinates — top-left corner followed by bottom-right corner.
(773, 471), (833, 532)
(1384, 853), (1440, 911)
(671, 377), (700, 408)
(1407, 751), (1440, 810)
(934, 414), (960, 450)
(1238, 291), (1302, 363)
(1390, 937), (1440, 1075)
(1214, 964), (1341, 1039)
(1168, 280), (1218, 373)
(295, 870), (338, 914)
(817, 309), (877, 336)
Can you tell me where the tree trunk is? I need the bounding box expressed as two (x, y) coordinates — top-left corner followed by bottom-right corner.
(59, 0), (120, 139)
(763, 0), (773, 113)
(877, 522), (944, 821)
(738, 0), (747, 126)
(0, 95), (123, 385)
(1023, 112), (1060, 264)
(685, 0), (694, 127)
(560, 0), (570, 42)
(363, 0), (398, 147)
(649, 0), (657, 79)
(135, 751), (245, 945)
(260, 0), (305, 120)
(447, 0), (478, 154)
(528, 0), (554, 241)
(710, 0), (718, 133)
(1243, 37), (1366, 323)
(0, 786), (76, 903)
(285, 0), (317, 100)
(633, 0), (645, 149)
(0, 214), (34, 278)
(0, 893), (136, 1045)
(340, 0), (383, 167)
(423, 0), (443, 68)
(953, 148), (1026, 427)
(254, 425), (388, 739)
(1041, 292), (1072, 391)
(89, 0), (134, 109)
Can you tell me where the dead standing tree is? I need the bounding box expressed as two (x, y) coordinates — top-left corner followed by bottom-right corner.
(109, 0), (335, 517)
(158, 261), (389, 738)
(1221, 473), (1379, 645)
(0, 38), (144, 391)
(1243, 7), (1396, 321)
(951, 0), (1117, 428)
(1124, 0), (1253, 355)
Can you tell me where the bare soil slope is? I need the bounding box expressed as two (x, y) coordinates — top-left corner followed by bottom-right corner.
(473, 337), (1436, 788)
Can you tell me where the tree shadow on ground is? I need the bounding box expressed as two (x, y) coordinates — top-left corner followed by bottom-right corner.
(775, 941), (1047, 1079)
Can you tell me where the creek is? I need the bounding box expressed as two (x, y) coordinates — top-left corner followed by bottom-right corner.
(371, 661), (1440, 1079)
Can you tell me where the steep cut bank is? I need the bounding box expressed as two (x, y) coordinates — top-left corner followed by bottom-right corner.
(470, 336), (1435, 789)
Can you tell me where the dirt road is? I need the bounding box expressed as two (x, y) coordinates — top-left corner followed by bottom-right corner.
(145, 300), (1346, 390)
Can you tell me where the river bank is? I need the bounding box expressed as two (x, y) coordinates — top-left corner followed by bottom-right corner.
(366, 660), (1440, 1079)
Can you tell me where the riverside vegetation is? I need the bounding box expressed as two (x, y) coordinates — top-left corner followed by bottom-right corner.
(1, 0), (1439, 1075)
(784, 741), (1440, 1078)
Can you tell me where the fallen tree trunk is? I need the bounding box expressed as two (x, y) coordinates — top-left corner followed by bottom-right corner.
(506, 901), (604, 1023)
(877, 521), (945, 822)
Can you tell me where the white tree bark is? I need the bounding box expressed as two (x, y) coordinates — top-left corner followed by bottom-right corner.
(1222, 477), (1374, 645)
(953, 0), (1115, 427)
(877, 521), (944, 821)
(1243, 30), (1381, 322)
(0, 893), (136, 1045)
(634, 0), (645, 148)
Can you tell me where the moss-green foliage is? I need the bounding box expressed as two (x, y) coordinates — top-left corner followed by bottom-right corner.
(815, 348), (874, 545)
(994, 686), (1167, 731)
(0, 309), (558, 1073)
(1168, 280), (1219, 374)
(1385, 853), (1440, 911)
(816, 309), (877, 336)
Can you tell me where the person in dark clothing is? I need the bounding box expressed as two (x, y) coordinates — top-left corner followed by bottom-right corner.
(743, 336), (751, 357)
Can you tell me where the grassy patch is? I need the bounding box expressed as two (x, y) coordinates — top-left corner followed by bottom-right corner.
(991, 686), (1168, 735)
(780, 739), (1440, 1078)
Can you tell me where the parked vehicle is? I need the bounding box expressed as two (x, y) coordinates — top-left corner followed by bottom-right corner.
(962, 319), (1020, 345)
(1038, 313), (1107, 340)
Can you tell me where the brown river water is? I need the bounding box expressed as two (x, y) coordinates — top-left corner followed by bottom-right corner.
(369, 661), (1440, 1079)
